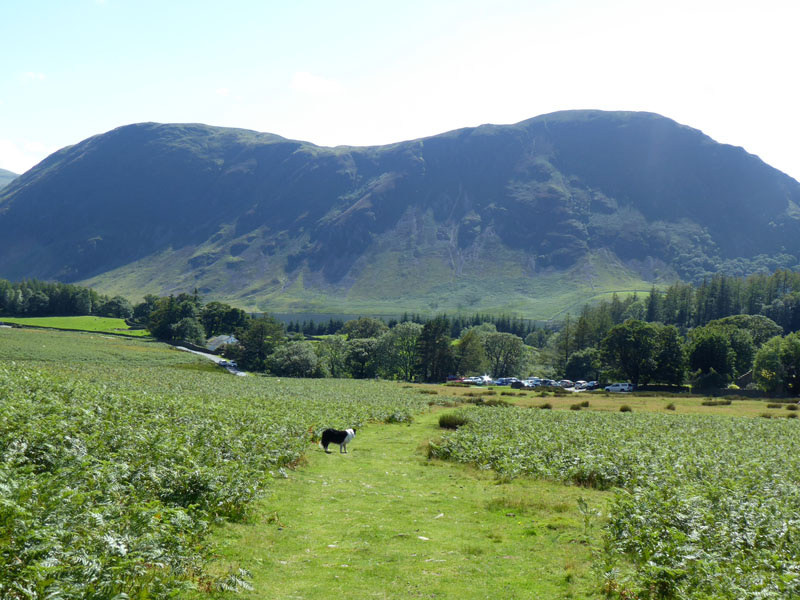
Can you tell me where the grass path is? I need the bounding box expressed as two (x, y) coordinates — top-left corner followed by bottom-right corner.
(200, 410), (609, 599)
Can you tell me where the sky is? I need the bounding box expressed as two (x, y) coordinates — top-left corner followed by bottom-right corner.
(1, 0), (799, 181)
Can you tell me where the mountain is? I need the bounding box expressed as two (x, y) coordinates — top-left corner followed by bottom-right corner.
(0, 168), (17, 190)
(1, 110), (799, 318)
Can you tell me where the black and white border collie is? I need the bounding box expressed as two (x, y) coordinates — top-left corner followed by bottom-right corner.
(320, 428), (356, 453)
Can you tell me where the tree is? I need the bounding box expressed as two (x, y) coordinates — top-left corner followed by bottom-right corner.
(687, 326), (735, 388)
(231, 316), (285, 372)
(483, 332), (525, 378)
(317, 336), (348, 378)
(754, 336), (784, 395)
(270, 341), (323, 377)
(341, 317), (388, 340)
(97, 295), (133, 319)
(377, 321), (422, 381)
(416, 316), (453, 383)
(200, 301), (248, 337)
(453, 327), (487, 376)
(25, 291), (50, 315)
(132, 294), (159, 323)
(172, 317), (206, 345)
(652, 325), (686, 385)
(601, 320), (658, 385)
(754, 332), (800, 396)
(524, 328), (552, 349)
(728, 329), (755, 377)
(147, 294), (201, 340)
(345, 338), (379, 379)
(708, 314), (782, 347)
(564, 347), (601, 381)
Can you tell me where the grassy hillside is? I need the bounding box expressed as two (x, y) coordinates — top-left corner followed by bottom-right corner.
(2, 111), (798, 318)
(84, 244), (658, 319)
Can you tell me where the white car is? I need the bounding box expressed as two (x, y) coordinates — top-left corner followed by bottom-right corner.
(604, 382), (634, 392)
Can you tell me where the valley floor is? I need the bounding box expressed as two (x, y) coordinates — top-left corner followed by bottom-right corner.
(196, 410), (608, 600)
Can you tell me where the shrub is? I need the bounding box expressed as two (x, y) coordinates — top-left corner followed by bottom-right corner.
(439, 413), (469, 429)
(760, 413), (772, 419)
(580, 400), (590, 408)
(418, 389), (438, 395)
(786, 404), (799, 411)
(701, 398), (732, 406)
(787, 413), (798, 419)
(483, 398), (512, 408)
(767, 403), (783, 409)
(619, 405), (632, 412)
(539, 403), (552, 410)
(666, 403), (676, 411)
(570, 403), (582, 410)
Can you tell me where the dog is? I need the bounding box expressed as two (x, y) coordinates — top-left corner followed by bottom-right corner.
(320, 428), (356, 453)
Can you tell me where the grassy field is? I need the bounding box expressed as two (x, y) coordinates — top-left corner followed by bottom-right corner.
(429, 383), (789, 418)
(0, 314), (149, 336)
(0, 328), (431, 598)
(196, 410), (607, 599)
(2, 326), (797, 599)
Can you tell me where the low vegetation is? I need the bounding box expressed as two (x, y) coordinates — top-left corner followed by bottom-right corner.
(0, 328), (428, 597)
(429, 406), (800, 598)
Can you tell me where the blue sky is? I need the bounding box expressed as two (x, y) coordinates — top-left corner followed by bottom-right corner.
(2, 0), (799, 181)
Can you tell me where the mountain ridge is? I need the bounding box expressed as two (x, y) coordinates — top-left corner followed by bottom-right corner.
(1, 110), (798, 318)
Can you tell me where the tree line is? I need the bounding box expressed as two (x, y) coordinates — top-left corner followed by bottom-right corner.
(285, 312), (544, 339)
(3, 269), (800, 395)
(0, 279), (133, 318)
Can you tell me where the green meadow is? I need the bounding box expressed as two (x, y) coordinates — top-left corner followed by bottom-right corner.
(0, 314), (149, 336)
(2, 326), (797, 599)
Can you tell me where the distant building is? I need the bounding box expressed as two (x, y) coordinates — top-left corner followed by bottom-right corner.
(207, 335), (237, 352)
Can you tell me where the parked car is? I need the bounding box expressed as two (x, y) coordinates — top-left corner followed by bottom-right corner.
(604, 382), (634, 392)
(574, 380), (588, 390)
(584, 381), (599, 390)
(524, 378), (542, 388)
(462, 376), (482, 385)
(558, 379), (575, 388)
